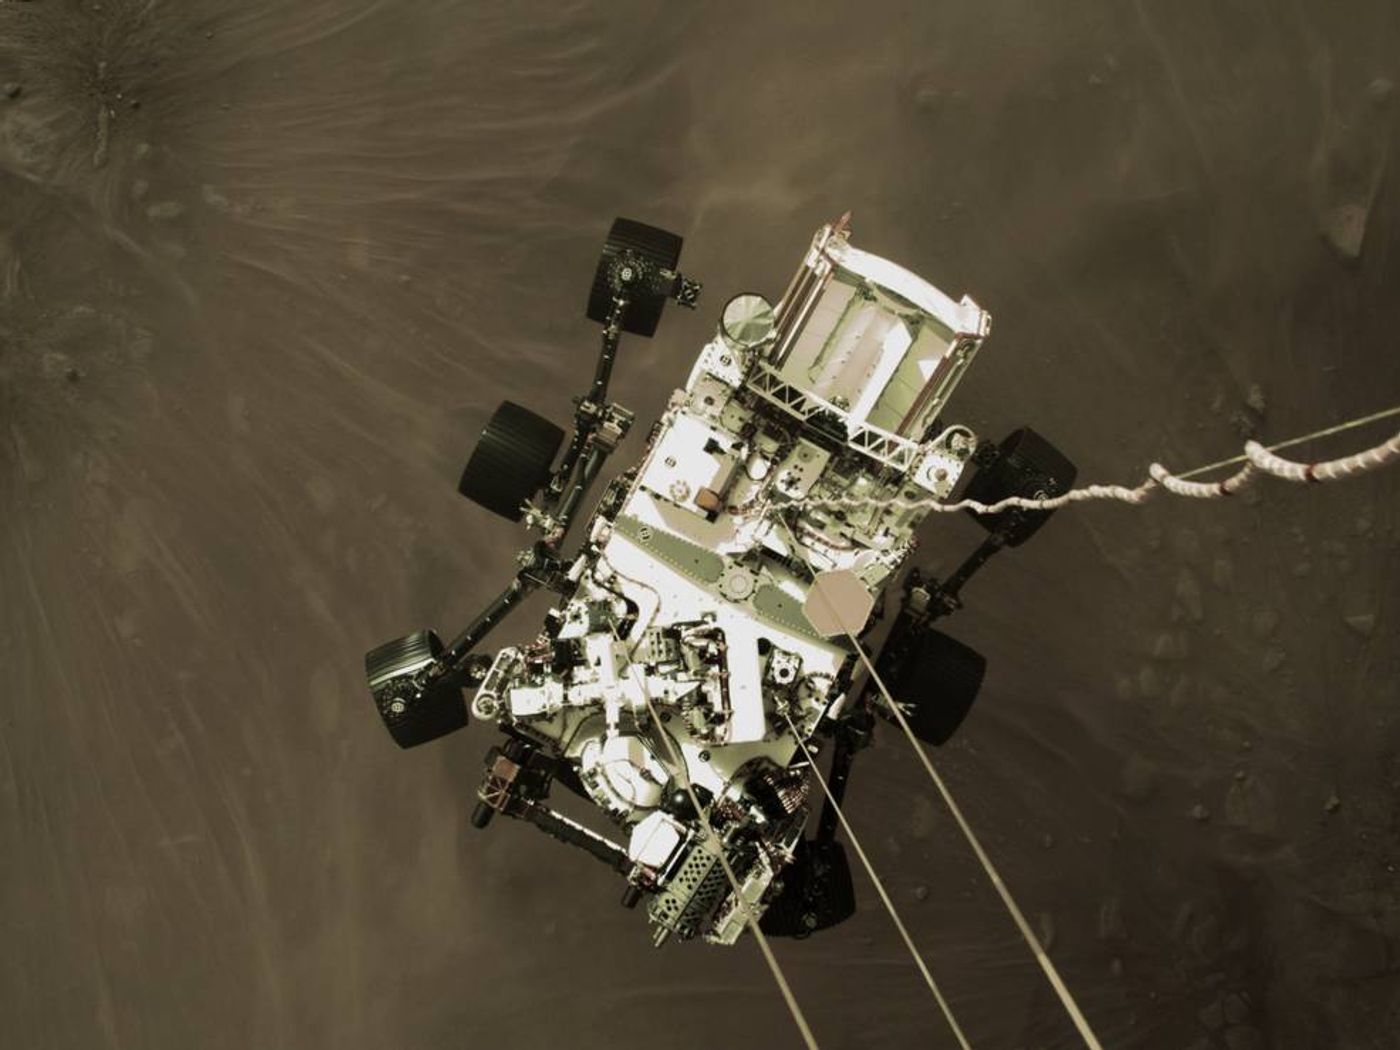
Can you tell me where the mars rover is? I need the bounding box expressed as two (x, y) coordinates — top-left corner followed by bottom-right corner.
(365, 216), (1076, 946)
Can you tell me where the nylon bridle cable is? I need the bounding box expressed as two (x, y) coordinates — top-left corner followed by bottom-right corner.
(781, 711), (973, 1050)
(776, 518), (1106, 1050)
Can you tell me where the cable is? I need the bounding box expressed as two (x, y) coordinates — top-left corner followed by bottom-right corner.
(1176, 403), (1400, 479)
(605, 620), (822, 1050)
(780, 712), (974, 1050)
(775, 517), (1107, 1050)
(794, 404), (1400, 517)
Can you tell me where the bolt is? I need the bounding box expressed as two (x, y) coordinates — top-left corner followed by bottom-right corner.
(699, 750), (711, 762)
(389, 700), (406, 714)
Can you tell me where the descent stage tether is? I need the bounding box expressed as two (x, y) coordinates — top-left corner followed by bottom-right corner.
(768, 406), (1398, 1049)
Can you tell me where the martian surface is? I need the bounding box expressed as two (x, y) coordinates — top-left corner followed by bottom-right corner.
(3, 2), (1398, 1047)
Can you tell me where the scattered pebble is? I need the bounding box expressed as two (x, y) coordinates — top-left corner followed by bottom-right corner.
(1251, 607), (1279, 639)
(1097, 897), (1127, 941)
(1037, 911), (1056, 952)
(1137, 664), (1164, 698)
(1176, 569), (1204, 622)
(1322, 203), (1369, 259)
(1324, 792), (1342, 815)
(1261, 649), (1286, 673)
(1344, 613), (1376, 638)
(93, 104), (110, 169)
(1191, 803), (1212, 822)
(1168, 674), (1193, 710)
(146, 201), (187, 221)
(1225, 1025), (1265, 1050)
(1171, 901), (1194, 940)
(1223, 992), (1252, 1025)
(1211, 556), (1234, 590)
(1109, 956), (1124, 977)
(1244, 384), (1267, 416)
(1199, 997), (1226, 1031)
(1229, 410), (1258, 439)
(912, 884), (929, 902)
(1174, 528), (1202, 562)
(1291, 561), (1312, 578)
(64, 367), (82, 383)
(3, 82), (21, 100)
(1121, 753), (1158, 802)
(1040, 832), (1055, 850)
(201, 184), (232, 211)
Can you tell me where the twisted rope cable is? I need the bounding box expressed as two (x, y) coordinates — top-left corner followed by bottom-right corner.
(790, 407), (1400, 516)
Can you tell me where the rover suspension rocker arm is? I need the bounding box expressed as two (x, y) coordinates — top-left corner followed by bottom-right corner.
(815, 706), (875, 846)
(429, 537), (576, 676)
(542, 252), (701, 541)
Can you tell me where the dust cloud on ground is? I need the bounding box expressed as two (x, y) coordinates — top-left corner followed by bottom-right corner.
(2, 2), (1398, 1048)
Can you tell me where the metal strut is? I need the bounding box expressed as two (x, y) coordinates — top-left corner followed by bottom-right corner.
(470, 736), (630, 873)
(428, 256), (686, 681)
(815, 707), (874, 846)
(543, 253), (699, 540)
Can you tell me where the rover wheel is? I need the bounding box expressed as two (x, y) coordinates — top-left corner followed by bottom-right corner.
(365, 630), (469, 749)
(458, 400), (565, 521)
(759, 840), (856, 938)
(881, 627), (986, 746)
(585, 217), (683, 338)
(962, 426), (1077, 547)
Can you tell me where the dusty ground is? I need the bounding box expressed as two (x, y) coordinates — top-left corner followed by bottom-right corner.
(2, 2), (1398, 1048)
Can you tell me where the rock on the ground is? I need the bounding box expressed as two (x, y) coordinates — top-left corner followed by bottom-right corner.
(1225, 1024), (1265, 1049)
(146, 201), (187, 221)
(1344, 613), (1376, 637)
(1322, 203), (1370, 259)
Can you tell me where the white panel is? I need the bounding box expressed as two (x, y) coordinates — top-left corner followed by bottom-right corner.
(637, 414), (739, 513)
